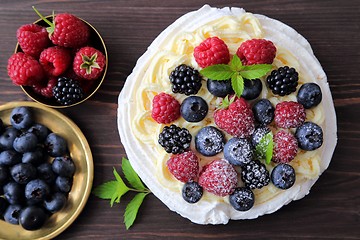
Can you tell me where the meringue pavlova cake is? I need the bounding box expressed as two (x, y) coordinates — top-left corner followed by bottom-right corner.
(117, 5), (337, 224)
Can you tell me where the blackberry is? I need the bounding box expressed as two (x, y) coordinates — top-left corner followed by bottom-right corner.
(158, 125), (192, 154)
(266, 66), (298, 96)
(53, 77), (84, 105)
(241, 160), (270, 189)
(169, 64), (202, 95)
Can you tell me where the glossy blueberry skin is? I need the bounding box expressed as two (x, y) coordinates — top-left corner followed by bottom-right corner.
(0, 165), (9, 186)
(13, 132), (38, 153)
(10, 163), (37, 185)
(44, 192), (67, 213)
(52, 156), (75, 177)
(207, 79), (234, 97)
(10, 107), (33, 130)
(182, 181), (203, 204)
(180, 96), (208, 122)
(271, 164), (296, 190)
(195, 126), (225, 156)
(229, 187), (255, 211)
(297, 83), (322, 109)
(0, 127), (20, 150)
(25, 179), (50, 204)
(19, 206), (47, 230)
(0, 197), (9, 219)
(4, 204), (22, 225)
(252, 99), (275, 125)
(224, 138), (253, 167)
(55, 176), (72, 193)
(37, 163), (56, 185)
(44, 133), (67, 157)
(0, 150), (21, 166)
(3, 182), (24, 205)
(250, 126), (271, 147)
(27, 124), (50, 143)
(295, 122), (323, 151)
(22, 147), (45, 166)
(241, 78), (262, 100)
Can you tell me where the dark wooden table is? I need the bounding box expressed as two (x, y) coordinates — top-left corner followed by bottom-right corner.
(1, 0), (359, 239)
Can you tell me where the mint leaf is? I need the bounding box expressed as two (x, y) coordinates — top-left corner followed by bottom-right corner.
(231, 74), (244, 97)
(111, 168), (130, 205)
(124, 192), (148, 230)
(265, 135), (274, 164)
(200, 64), (233, 80)
(93, 181), (119, 200)
(255, 131), (274, 164)
(240, 64), (272, 79)
(230, 54), (243, 72)
(122, 157), (146, 191)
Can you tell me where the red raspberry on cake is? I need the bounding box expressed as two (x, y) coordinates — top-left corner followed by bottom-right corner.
(214, 97), (255, 138)
(198, 159), (237, 197)
(152, 93), (181, 124)
(194, 36), (230, 68)
(273, 130), (298, 163)
(16, 24), (50, 58)
(39, 46), (71, 76)
(73, 47), (106, 80)
(236, 39), (276, 65)
(275, 101), (306, 128)
(7, 52), (44, 86)
(167, 151), (199, 183)
(33, 77), (57, 98)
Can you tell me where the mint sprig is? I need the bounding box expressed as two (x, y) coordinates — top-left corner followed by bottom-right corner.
(93, 157), (151, 229)
(200, 55), (272, 97)
(255, 131), (274, 164)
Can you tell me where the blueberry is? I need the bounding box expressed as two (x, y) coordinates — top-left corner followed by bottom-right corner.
(44, 133), (67, 157)
(207, 79), (234, 97)
(295, 122), (323, 151)
(0, 165), (9, 186)
(13, 132), (38, 153)
(3, 182), (24, 205)
(250, 126), (271, 147)
(52, 156), (75, 177)
(0, 150), (21, 166)
(0, 127), (20, 150)
(27, 123), (49, 142)
(10, 107), (33, 130)
(229, 187), (255, 211)
(0, 197), (9, 219)
(271, 163), (296, 189)
(182, 181), (203, 203)
(241, 78), (262, 100)
(19, 206), (47, 230)
(195, 126), (225, 156)
(180, 96), (208, 122)
(55, 176), (72, 193)
(224, 138), (253, 166)
(25, 179), (50, 204)
(252, 99), (275, 125)
(4, 204), (22, 225)
(37, 163), (56, 184)
(10, 163), (37, 185)
(44, 192), (67, 213)
(297, 83), (322, 109)
(22, 147), (45, 166)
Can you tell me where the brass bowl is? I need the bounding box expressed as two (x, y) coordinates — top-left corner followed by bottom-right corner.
(16, 15), (108, 108)
(0, 101), (94, 239)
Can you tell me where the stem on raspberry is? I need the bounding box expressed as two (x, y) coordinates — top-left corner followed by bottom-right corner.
(32, 6), (55, 34)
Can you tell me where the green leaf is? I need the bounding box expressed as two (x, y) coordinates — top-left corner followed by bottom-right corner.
(122, 157), (146, 191)
(124, 192), (148, 230)
(265, 135), (274, 164)
(200, 64), (234, 80)
(230, 54), (243, 72)
(112, 168), (130, 205)
(255, 131), (274, 164)
(240, 64), (272, 79)
(231, 74), (244, 97)
(92, 181), (119, 200)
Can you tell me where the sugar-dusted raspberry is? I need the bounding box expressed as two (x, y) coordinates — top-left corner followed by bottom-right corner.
(198, 159), (238, 197)
(33, 77), (57, 98)
(166, 151), (199, 183)
(194, 37), (230, 68)
(152, 93), (181, 124)
(16, 24), (50, 58)
(214, 97), (255, 138)
(39, 47), (71, 76)
(273, 130), (298, 163)
(275, 101), (306, 128)
(236, 39), (276, 65)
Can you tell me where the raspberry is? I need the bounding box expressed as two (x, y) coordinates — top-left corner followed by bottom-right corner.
(7, 53), (44, 86)
(73, 47), (106, 80)
(16, 24), (50, 58)
(33, 77), (57, 98)
(273, 130), (298, 163)
(275, 101), (306, 128)
(236, 39), (276, 65)
(166, 151), (199, 183)
(194, 37), (230, 68)
(39, 47), (71, 77)
(152, 93), (180, 124)
(214, 97), (255, 138)
(198, 159), (237, 197)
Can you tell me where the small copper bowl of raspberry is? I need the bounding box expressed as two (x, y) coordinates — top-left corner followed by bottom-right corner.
(12, 9), (108, 108)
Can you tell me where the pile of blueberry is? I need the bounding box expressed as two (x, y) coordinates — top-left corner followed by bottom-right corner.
(0, 106), (75, 231)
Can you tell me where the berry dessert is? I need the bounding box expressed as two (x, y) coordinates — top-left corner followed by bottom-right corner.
(118, 5), (337, 224)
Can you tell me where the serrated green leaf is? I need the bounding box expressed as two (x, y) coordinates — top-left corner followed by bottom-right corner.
(240, 64), (272, 79)
(255, 131), (274, 164)
(265, 135), (274, 164)
(200, 64), (234, 80)
(92, 181), (119, 200)
(230, 54), (243, 71)
(124, 192), (148, 230)
(122, 157), (146, 191)
(231, 74), (244, 97)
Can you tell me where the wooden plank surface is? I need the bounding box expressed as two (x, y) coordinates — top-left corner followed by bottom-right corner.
(0, 0), (359, 239)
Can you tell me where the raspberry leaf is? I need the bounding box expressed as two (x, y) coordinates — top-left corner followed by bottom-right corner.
(218, 95), (236, 109)
(240, 64), (272, 79)
(200, 64), (234, 80)
(32, 6), (55, 35)
(122, 157), (146, 191)
(124, 192), (148, 230)
(231, 74), (244, 97)
(81, 53), (101, 74)
(255, 131), (274, 164)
